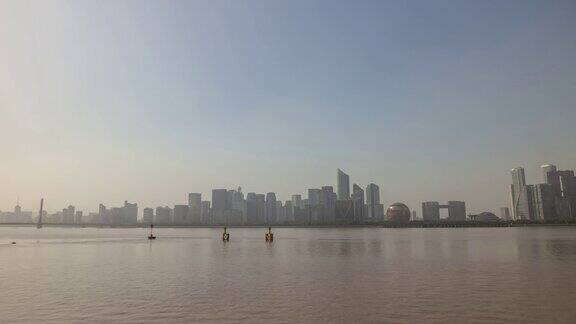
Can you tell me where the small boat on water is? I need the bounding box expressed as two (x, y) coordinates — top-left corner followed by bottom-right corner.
(265, 227), (274, 242)
(148, 224), (156, 240)
(222, 227), (230, 241)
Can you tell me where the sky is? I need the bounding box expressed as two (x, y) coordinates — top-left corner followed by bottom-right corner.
(1, 0), (575, 215)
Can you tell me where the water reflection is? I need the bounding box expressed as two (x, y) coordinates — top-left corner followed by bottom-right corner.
(1, 226), (576, 323)
(545, 239), (576, 258)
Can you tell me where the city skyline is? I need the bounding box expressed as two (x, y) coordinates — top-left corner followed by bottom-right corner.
(2, 1), (576, 215)
(3, 162), (575, 224)
(2, 2), (576, 323)
(2, 162), (576, 216)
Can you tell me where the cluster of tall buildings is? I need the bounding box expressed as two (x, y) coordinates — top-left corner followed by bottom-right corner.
(6, 164), (574, 226)
(0, 203), (33, 223)
(140, 169), (384, 226)
(510, 164), (576, 221)
(42, 205), (81, 224)
(36, 201), (138, 225)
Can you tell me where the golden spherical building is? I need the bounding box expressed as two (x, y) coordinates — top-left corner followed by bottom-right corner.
(386, 203), (411, 222)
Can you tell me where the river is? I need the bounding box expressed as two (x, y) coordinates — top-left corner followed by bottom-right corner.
(1, 226), (575, 323)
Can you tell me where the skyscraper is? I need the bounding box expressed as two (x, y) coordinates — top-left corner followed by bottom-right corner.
(75, 211), (83, 224)
(187, 193), (202, 224)
(337, 169), (350, 200)
(351, 184), (364, 223)
(265, 192), (277, 224)
(201, 201), (211, 224)
(173, 205), (189, 224)
(246, 194), (262, 225)
(255, 194), (266, 223)
(143, 208), (154, 224)
(276, 200), (285, 223)
(366, 183), (381, 220)
(188, 193), (201, 209)
(335, 200), (354, 223)
(122, 201), (138, 224)
(447, 201), (466, 221)
(99, 204), (108, 224)
(212, 189), (229, 212)
(546, 170), (575, 197)
(541, 164), (557, 183)
(560, 174), (576, 220)
(308, 189), (321, 206)
(532, 184), (556, 221)
(155, 206), (172, 224)
(320, 186), (336, 223)
(511, 167), (533, 220)
(291, 195), (303, 208)
(500, 207), (511, 220)
(422, 201), (440, 222)
(63, 205), (75, 223)
(560, 174), (576, 196)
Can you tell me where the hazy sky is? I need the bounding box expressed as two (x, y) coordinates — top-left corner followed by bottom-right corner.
(1, 0), (575, 215)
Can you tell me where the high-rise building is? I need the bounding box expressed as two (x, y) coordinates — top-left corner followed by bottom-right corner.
(291, 195), (303, 208)
(173, 205), (189, 224)
(265, 192), (277, 224)
(337, 169), (350, 200)
(308, 189), (321, 206)
(201, 201), (211, 224)
(351, 184), (364, 223)
(246, 193), (265, 225)
(188, 193), (202, 221)
(63, 205), (75, 223)
(544, 169), (574, 197)
(256, 194), (266, 224)
(276, 200), (285, 223)
(320, 186), (336, 223)
(212, 189), (229, 212)
(517, 185), (536, 220)
(335, 200), (354, 223)
(143, 208), (154, 224)
(122, 201), (138, 224)
(110, 207), (123, 225)
(229, 187), (246, 223)
(447, 201), (466, 221)
(188, 193), (201, 207)
(560, 174), (576, 197)
(560, 174), (576, 220)
(155, 206), (172, 224)
(511, 167), (534, 220)
(289, 195), (303, 223)
(351, 184), (364, 203)
(366, 183), (380, 220)
(75, 211), (83, 224)
(99, 204), (108, 224)
(283, 200), (294, 222)
(245, 200), (260, 225)
(532, 184), (556, 221)
(541, 164), (557, 183)
(422, 201), (440, 222)
(500, 207), (511, 220)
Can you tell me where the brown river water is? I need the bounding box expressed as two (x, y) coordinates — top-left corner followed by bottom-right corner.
(1, 226), (576, 323)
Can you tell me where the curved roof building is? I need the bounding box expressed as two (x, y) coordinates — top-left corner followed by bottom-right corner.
(386, 203), (411, 222)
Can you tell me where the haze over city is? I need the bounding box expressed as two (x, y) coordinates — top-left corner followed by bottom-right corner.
(2, 0), (575, 214)
(3, 1), (576, 324)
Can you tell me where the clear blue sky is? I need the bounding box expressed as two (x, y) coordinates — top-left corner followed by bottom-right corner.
(1, 0), (575, 214)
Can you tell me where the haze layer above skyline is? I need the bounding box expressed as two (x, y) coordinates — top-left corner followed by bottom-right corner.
(1, 0), (575, 213)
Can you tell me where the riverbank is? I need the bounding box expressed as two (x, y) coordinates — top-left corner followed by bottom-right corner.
(2, 221), (576, 229)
